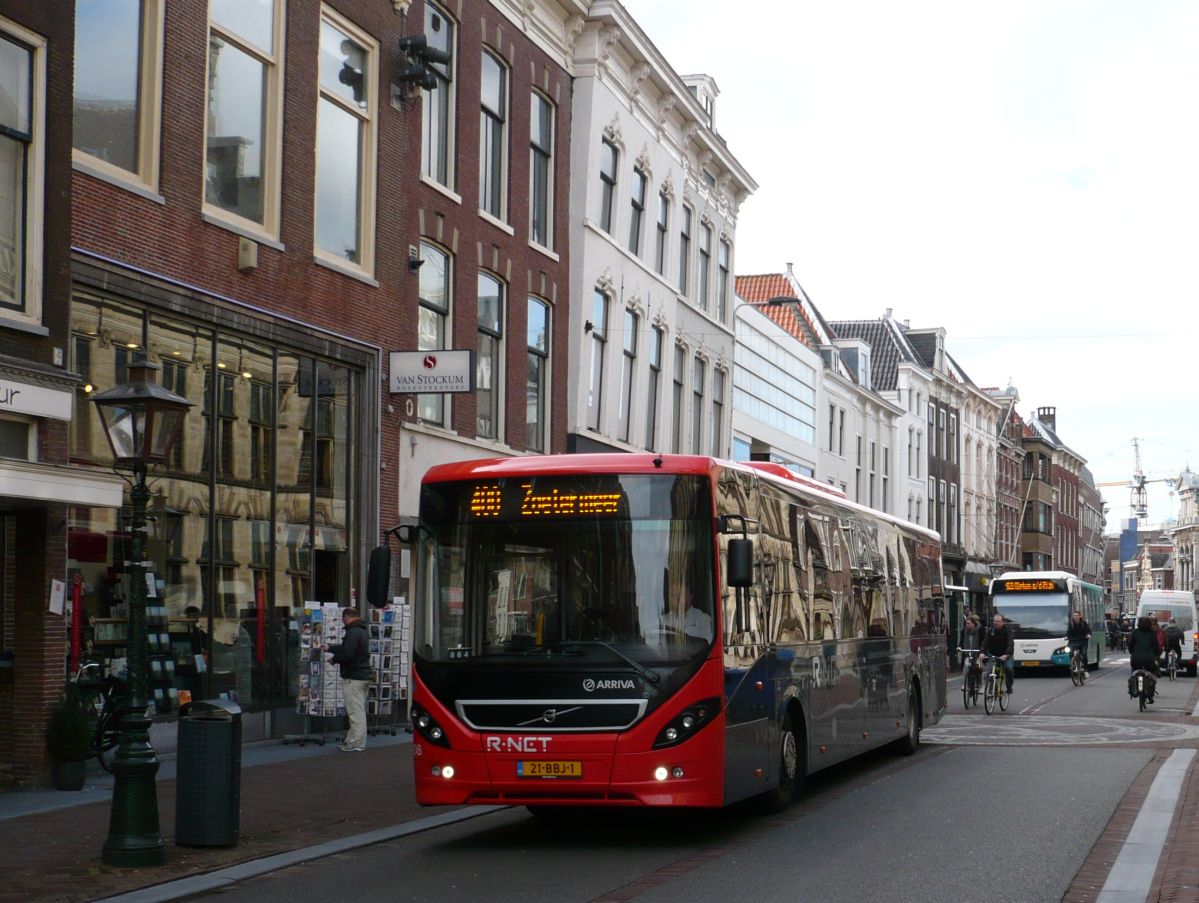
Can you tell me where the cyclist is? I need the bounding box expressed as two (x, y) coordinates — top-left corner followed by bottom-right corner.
(959, 615), (984, 689)
(1066, 610), (1092, 671)
(979, 612), (1015, 695)
(1163, 618), (1184, 671)
(1127, 615), (1160, 703)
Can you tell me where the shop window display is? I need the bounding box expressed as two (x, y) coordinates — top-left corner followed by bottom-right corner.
(67, 297), (359, 719)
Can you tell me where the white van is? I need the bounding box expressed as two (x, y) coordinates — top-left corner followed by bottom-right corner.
(1136, 590), (1199, 676)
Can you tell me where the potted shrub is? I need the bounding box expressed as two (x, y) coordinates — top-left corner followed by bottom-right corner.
(45, 685), (92, 791)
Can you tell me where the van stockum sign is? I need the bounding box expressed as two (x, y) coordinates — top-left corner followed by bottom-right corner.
(389, 350), (475, 394)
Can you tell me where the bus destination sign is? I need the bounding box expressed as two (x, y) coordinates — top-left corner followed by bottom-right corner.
(994, 578), (1063, 594)
(468, 481), (624, 519)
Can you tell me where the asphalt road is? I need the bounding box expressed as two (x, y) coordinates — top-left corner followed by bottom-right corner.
(200, 651), (1191, 903)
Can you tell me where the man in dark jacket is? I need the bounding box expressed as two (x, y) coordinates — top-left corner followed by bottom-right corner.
(1066, 610), (1092, 669)
(322, 608), (372, 751)
(979, 612), (1016, 694)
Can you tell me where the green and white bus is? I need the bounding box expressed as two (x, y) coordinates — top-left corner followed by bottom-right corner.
(989, 571), (1105, 672)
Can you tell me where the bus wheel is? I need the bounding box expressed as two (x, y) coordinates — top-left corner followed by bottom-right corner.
(894, 687), (921, 756)
(757, 712), (803, 814)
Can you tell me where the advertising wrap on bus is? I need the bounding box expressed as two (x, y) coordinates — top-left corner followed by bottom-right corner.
(392, 453), (947, 814)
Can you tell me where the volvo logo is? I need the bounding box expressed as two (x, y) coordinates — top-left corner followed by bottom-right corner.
(583, 678), (635, 692)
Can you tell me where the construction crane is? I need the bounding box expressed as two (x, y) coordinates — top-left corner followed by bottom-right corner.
(1095, 437), (1173, 522)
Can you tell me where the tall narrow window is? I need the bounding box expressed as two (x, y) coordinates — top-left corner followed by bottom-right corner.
(204, 0), (283, 230)
(599, 139), (617, 234)
(828, 405), (835, 452)
(838, 410), (845, 455)
(0, 27), (43, 319)
(479, 51), (506, 219)
(421, 2), (454, 187)
(907, 426), (915, 476)
(526, 297), (549, 452)
(869, 440), (877, 508)
(617, 309), (637, 442)
(476, 273), (504, 440)
(529, 92), (553, 247)
(628, 168), (646, 255)
(949, 413), (958, 464)
(417, 243), (450, 425)
(587, 290), (609, 431)
(316, 12), (377, 271)
(645, 325), (663, 450)
(692, 356), (705, 453)
(671, 345), (685, 453)
(73, 0), (164, 189)
(678, 205), (692, 295)
(882, 448), (890, 513)
(655, 191), (669, 275)
(717, 239), (730, 320)
(711, 368), (725, 457)
(698, 222), (712, 310)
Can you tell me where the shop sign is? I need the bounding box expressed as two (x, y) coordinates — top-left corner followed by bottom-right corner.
(0, 379), (72, 420)
(388, 350), (474, 395)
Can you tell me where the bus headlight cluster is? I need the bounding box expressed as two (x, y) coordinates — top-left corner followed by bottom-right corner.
(1053, 646), (1069, 658)
(653, 697), (720, 749)
(432, 765), (456, 779)
(411, 705), (451, 748)
(653, 766), (687, 781)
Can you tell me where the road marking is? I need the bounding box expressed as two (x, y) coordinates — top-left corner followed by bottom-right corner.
(1097, 748), (1195, 903)
(924, 715), (1199, 747)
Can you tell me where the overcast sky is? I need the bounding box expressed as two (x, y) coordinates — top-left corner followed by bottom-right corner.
(622, 0), (1199, 531)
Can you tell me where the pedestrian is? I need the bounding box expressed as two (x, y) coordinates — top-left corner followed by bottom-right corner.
(321, 607), (372, 752)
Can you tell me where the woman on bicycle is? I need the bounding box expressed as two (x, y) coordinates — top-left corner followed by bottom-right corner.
(1128, 616), (1161, 703)
(1164, 618), (1183, 668)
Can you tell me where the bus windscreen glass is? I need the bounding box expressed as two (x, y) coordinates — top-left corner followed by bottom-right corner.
(994, 594), (1070, 637)
(414, 474), (714, 666)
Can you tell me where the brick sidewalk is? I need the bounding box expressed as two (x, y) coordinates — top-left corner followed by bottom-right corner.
(1, 744), (449, 903)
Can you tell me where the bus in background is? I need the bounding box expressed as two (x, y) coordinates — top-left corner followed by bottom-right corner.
(989, 571), (1104, 672)
(1136, 590), (1199, 677)
(387, 453), (946, 813)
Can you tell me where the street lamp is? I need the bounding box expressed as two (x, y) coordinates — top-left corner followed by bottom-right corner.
(91, 355), (193, 867)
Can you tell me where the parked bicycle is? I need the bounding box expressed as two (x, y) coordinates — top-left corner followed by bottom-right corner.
(959, 647), (981, 709)
(982, 655), (1009, 714)
(1069, 647), (1087, 687)
(1130, 668), (1156, 712)
(73, 662), (129, 772)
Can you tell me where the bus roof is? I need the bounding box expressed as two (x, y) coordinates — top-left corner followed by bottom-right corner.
(420, 453), (940, 541)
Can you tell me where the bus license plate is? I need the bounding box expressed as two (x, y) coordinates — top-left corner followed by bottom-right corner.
(517, 760), (582, 779)
(1021, 661), (1040, 667)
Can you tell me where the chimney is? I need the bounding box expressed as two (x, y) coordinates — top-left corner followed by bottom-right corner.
(884, 307), (893, 319)
(1037, 406), (1056, 430)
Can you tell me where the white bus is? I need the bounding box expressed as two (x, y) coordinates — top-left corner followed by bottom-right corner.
(989, 571), (1105, 672)
(1136, 590), (1199, 677)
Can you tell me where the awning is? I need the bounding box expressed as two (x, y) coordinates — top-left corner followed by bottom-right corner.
(0, 460), (125, 508)
(944, 584), (970, 593)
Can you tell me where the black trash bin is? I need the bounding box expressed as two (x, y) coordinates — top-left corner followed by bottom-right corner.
(175, 698), (242, 847)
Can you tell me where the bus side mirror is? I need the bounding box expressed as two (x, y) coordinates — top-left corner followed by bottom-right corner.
(727, 538), (754, 588)
(366, 545), (392, 608)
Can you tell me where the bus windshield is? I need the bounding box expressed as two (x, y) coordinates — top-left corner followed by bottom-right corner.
(995, 593), (1070, 638)
(412, 473), (715, 666)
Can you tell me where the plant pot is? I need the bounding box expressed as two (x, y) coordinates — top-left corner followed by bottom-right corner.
(52, 760), (87, 791)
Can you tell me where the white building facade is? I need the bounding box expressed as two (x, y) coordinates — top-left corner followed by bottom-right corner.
(567, 0), (756, 456)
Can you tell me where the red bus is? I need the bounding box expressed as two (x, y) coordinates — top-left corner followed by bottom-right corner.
(392, 453), (946, 811)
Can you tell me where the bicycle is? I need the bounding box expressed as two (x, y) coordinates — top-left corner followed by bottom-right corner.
(1130, 668), (1157, 712)
(73, 662), (129, 773)
(981, 655), (1010, 715)
(959, 648), (981, 709)
(1165, 650), (1179, 681)
(1069, 647), (1087, 687)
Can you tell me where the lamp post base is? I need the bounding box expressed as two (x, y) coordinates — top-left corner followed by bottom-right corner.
(101, 709), (165, 867)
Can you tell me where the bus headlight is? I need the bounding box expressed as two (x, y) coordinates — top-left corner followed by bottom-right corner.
(653, 697), (720, 749)
(411, 705), (451, 748)
(1053, 646), (1069, 657)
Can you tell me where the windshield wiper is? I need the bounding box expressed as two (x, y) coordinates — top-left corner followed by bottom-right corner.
(521, 640), (662, 687)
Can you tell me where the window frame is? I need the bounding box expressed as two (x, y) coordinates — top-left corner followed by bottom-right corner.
(586, 289), (609, 431)
(645, 324), (663, 450)
(479, 48), (508, 221)
(421, 1), (456, 190)
(628, 168), (647, 255)
(526, 296), (550, 452)
(599, 138), (618, 235)
(529, 90), (554, 249)
(717, 238), (730, 320)
(655, 191), (669, 275)
(697, 221), (712, 310)
(201, 0), (287, 238)
(0, 21), (45, 325)
(314, 7), (379, 275)
(475, 271), (505, 441)
(417, 241), (451, 426)
(617, 308), (638, 442)
(72, 0), (165, 194)
(678, 205), (692, 296)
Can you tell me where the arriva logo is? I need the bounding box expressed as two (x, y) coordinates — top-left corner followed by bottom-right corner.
(583, 678), (636, 692)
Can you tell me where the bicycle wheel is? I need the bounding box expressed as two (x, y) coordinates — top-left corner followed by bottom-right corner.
(983, 673), (996, 714)
(1070, 656), (1082, 687)
(1139, 689), (1147, 712)
(962, 674), (972, 709)
(999, 675), (1010, 711)
(95, 712), (120, 773)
